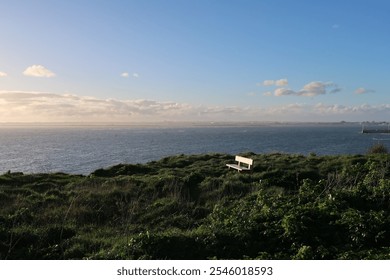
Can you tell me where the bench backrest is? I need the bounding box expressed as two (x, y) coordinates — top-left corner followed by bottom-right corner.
(235, 156), (253, 167)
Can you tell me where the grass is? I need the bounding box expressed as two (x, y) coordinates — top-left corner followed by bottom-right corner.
(0, 152), (389, 259)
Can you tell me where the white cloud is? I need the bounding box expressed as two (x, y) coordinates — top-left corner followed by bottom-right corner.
(274, 88), (297, 96)
(262, 79), (288, 87)
(0, 72), (7, 77)
(355, 87), (375, 94)
(300, 81), (335, 96)
(273, 81), (341, 97)
(23, 65), (56, 77)
(121, 72), (139, 78)
(275, 79), (288, 87)
(262, 80), (275, 86)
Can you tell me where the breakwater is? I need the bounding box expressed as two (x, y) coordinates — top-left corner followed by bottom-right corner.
(362, 129), (390, 133)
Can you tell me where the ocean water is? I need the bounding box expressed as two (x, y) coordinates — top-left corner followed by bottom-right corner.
(0, 123), (387, 175)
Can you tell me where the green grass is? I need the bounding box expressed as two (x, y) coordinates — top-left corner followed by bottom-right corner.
(0, 153), (389, 259)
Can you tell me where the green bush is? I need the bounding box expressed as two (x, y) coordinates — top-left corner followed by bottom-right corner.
(367, 143), (388, 154)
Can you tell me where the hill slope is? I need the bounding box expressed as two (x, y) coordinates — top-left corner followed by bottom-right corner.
(0, 153), (389, 259)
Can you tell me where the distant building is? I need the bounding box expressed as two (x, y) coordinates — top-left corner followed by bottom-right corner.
(361, 122), (390, 133)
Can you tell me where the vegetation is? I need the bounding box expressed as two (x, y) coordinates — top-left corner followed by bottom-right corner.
(367, 143), (388, 154)
(0, 152), (389, 259)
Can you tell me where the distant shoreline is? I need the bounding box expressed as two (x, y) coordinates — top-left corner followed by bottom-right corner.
(0, 121), (362, 128)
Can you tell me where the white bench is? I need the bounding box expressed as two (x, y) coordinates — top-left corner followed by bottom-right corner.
(226, 155), (253, 172)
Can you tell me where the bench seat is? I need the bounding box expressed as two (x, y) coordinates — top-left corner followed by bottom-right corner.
(226, 155), (253, 172)
(226, 163), (251, 171)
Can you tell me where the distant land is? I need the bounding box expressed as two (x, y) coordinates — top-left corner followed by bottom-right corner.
(0, 121), (364, 128)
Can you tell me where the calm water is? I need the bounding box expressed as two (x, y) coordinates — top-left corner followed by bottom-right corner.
(0, 123), (386, 175)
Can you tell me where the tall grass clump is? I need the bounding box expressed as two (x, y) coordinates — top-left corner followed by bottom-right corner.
(367, 143), (388, 154)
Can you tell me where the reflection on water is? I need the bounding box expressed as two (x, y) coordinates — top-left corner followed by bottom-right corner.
(0, 123), (380, 174)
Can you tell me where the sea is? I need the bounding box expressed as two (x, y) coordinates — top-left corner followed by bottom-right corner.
(0, 123), (388, 175)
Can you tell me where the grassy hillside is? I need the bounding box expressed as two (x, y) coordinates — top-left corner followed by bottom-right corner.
(0, 153), (389, 259)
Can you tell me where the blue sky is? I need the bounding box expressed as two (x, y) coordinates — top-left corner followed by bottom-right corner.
(0, 0), (389, 122)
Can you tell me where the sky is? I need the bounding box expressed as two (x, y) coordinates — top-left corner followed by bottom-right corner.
(0, 0), (389, 123)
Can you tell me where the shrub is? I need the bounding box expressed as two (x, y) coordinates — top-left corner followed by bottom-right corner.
(367, 143), (388, 154)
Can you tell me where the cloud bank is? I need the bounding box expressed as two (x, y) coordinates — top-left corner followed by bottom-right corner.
(0, 91), (388, 122)
(23, 65), (56, 78)
(0, 72), (7, 77)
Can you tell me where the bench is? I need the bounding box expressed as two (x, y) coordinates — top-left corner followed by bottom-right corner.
(226, 155), (253, 172)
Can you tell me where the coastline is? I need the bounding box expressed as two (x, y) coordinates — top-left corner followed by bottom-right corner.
(0, 121), (362, 128)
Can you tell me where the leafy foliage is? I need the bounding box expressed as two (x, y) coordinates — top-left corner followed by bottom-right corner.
(0, 153), (389, 259)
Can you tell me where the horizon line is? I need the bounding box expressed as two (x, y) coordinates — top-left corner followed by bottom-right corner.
(0, 120), (370, 128)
